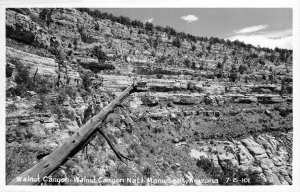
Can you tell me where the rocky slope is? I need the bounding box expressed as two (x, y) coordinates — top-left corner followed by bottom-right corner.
(5, 8), (292, 185)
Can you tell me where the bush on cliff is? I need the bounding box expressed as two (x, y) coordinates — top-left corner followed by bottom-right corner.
(92, 45), (107, 63)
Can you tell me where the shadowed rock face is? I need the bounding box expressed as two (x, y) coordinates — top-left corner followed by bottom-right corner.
(79, 62), (115, 73)
(6, 10), (50, 48)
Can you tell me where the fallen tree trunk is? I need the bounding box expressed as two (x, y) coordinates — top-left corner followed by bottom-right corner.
(8, 82), (138, 185)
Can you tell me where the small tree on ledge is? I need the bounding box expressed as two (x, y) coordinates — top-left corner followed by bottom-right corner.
(92, 45), (107, 63)
(172, 36), (181, 48)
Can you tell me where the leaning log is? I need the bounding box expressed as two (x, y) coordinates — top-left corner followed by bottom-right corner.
(8, 82), (138, 185)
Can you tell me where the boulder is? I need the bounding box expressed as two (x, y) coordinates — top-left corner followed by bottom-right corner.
(30, 121), (46, 137)
(190, 149), (208, 160)
(6, 78), (17, 90)
(265, 109), (272, 116)
(62, 95), (71, 106)
(124, 116), (134, 126)
(203, 95), (214, 105)
(43, 121), (59, 130)
(65, 120), (79, 132)
(148, 109), (169, 120)
(249, 166), (263, 173)
(141, 95), (159, 106)
(215, 95), (224, 105)
(129, 96), (142, 109)
(218, 152), (239, 167)
(263, 169), (281, 185)
(237, 143), (255, 165)
(241, 137), (266, 155)
(169, 113), (177, 119)
(27, 91), (37, 96)
(279, 168), (292, 184)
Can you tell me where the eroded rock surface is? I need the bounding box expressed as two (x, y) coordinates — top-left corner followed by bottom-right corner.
(190, 133), (292, 185)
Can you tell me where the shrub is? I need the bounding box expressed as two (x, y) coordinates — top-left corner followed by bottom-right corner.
(34, 94), (47, 111)
(117, 165), (130, 179)
(153, 126), (163, 134)
(73, 38), (78, 47)
(172, 37), (181, 48)
(81, 72), (92, 91)
(129, 143), (143, 157)
(216, 71), (224, 79)
(191, 44), (196, 51)
(199, 62), (204, 70)
(6, 64), (14, 78)
(131, 19), (144, 28)
(94, 22), (100, 31)
(197, 157), (214, 172)
(258, 59), (265, 65)
(156, 74), (163, 79)
(6, 146), (35, 183)
(138, 29), (144, 34)
(39, 9), (53, 27)
(57, 91), (68, 104)
(246, 170), (266, 185)
(206, 45), (211, 52)
(239, 65), (248, 74)
(35, 77), (52, 95)
(249, 53), (259, 59)
(8, 84), (27, 97)
(184, 58), (191, 68)
(145, 22), (154, 33)
(142, 166), (152, 178)
(65, 85), (77, 99)
(39, 9), (49, 20)
(62, 108), (76, 121)
(54, 49), (66, 70)
(92, 45), (107, 62)
(230, 71), (239, 82)
(187, 81), (197, 92)
(197, 157), (265, 185)
(105, 171), (111, 177)
(197, 52), (203, 58)
(217, 62), (223, 69)
(10, 63), (52, 96)
(29, 12), (46, 28)
(197, 157), (235, 185)
(14, 62), (32, 86)
(153, 38), (161, 50)
(9, 60), (34, 96)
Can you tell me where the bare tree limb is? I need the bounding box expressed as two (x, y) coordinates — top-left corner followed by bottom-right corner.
(8, 82), (138, 185)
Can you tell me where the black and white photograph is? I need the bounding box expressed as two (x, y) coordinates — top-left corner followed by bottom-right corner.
(1, 0), (300, 191)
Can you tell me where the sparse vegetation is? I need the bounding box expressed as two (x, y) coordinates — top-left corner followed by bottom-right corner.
(142, 166), (152, 178)
(39, 9), (53, 27)
(7, 59), (51, 97)
(80, 71), (93, 91)
(172, 37), (181, 48)
(92, 45), (107, 62)
(197, 157), (265, 185)
(187, 81), (197, 92)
